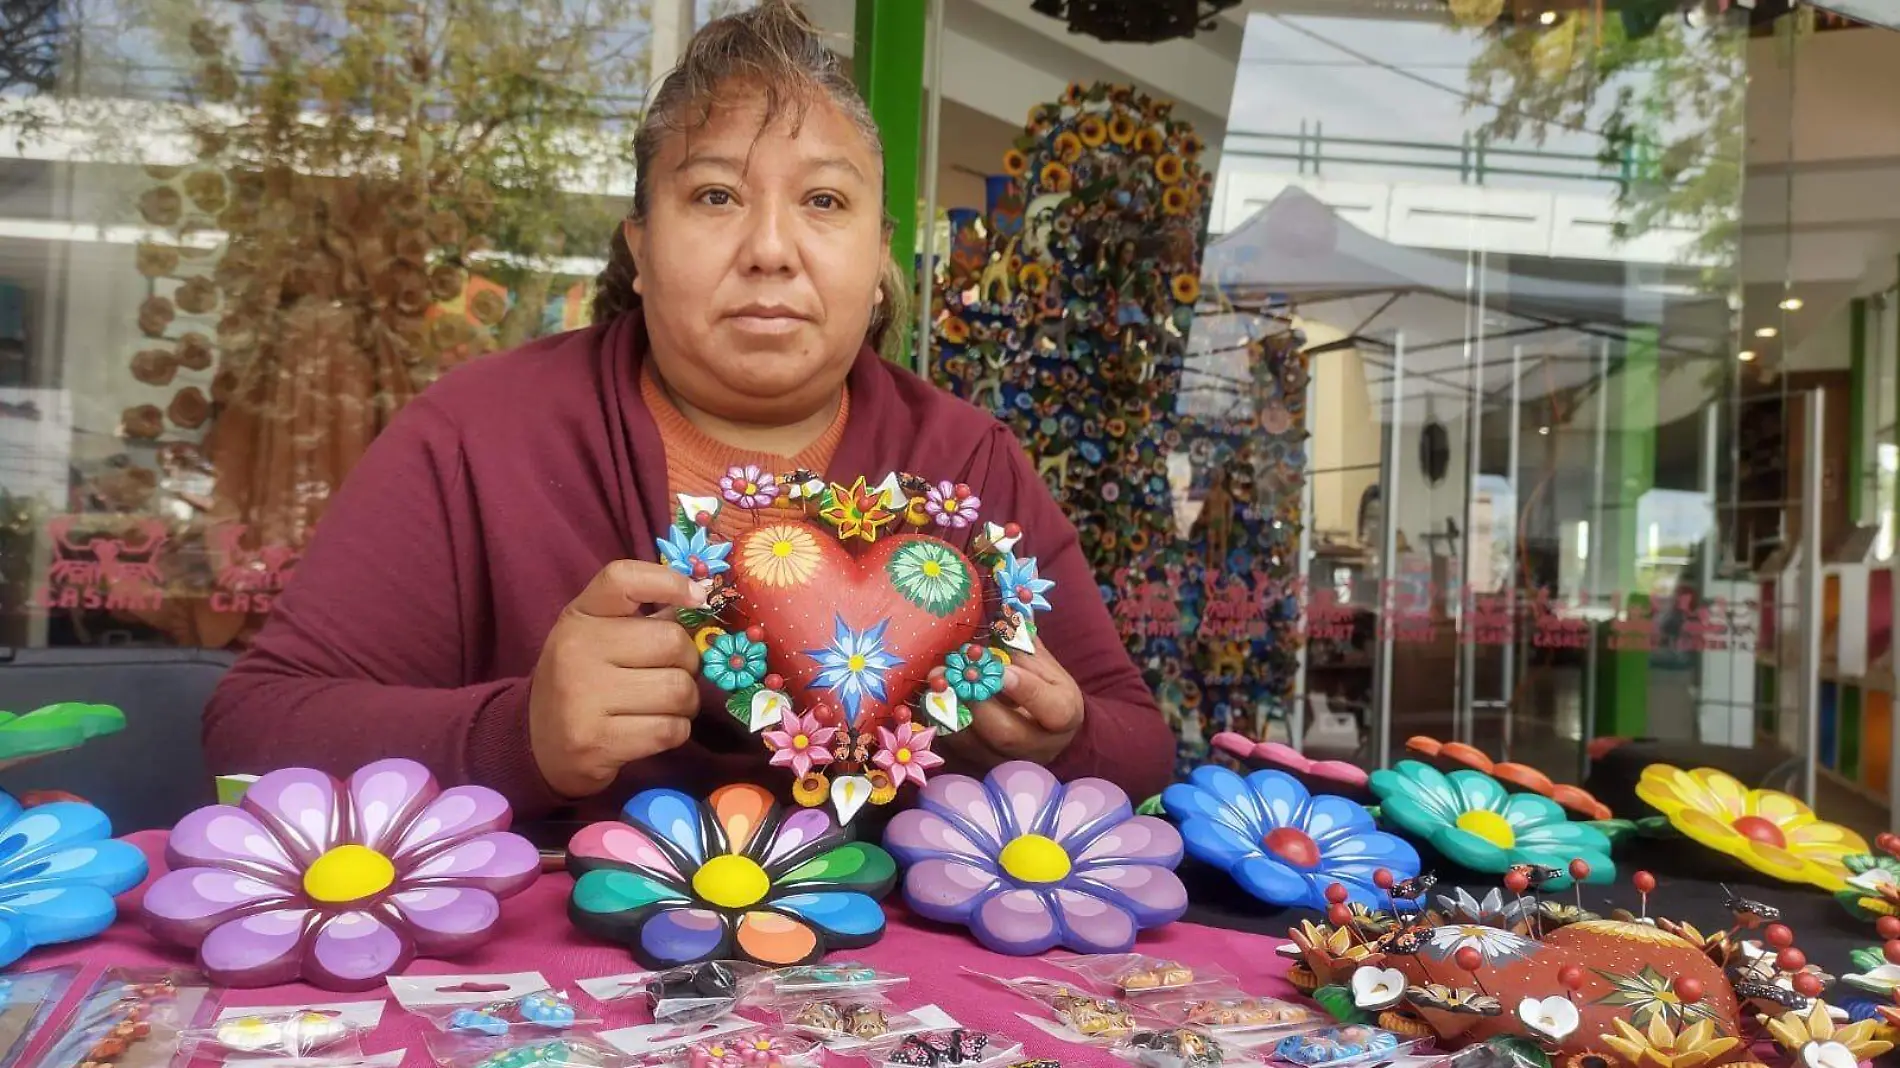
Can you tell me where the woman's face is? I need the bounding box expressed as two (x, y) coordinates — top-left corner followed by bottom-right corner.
(630, 87), (888, 424)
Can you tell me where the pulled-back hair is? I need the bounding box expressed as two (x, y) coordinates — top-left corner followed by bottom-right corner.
(593, 0), (910, 356)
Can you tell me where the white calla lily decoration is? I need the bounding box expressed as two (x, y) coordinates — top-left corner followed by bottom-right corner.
(1517, 995), (1580, 1041)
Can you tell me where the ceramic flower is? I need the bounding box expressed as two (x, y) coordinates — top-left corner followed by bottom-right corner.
(721, 465), (780, 510)
(942, 647), (1004, 703)
(888, 541), (974, 617)
(1517, 996), (1579, 1042)
(994, 553), (1054, 619)
(1636, 764), (1868, 891)
(1436, 887), (1532, 929)
(821, 478), (897, 543)
(805, 616), (899, 723)
(1162, 765), (1418, 910)
(660, 526), (732, 579)
(1369, 761), (1613, 888)
(569, 783), (894, 968)
(1404, 736), (1611, 819)
(1209, 733), (1370, 802)
(873, 722), (941, 788)
(764, 710), (836, 780)
(741, 525), (822, 589)
(1349, 967), (1405, 1011)
(143, 759), (539, 990)
(1419, 924), (1538, 967)
(703, 632), (768, 691)
(0, 791), (147, 967)
(883, 760), (1187, 955)
(1837, 854), (1900, 919)
(1601, 1015), (1740, 1068)
(1761, 1001), (1893, 1065)
(924, 482), (981, 529)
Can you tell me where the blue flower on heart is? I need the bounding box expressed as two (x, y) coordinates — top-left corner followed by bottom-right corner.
(995, 553), (1054, 619)
(0, 790), (149, 967)
(805, 616), (899, 725)
(1162, 765), (1418, 910)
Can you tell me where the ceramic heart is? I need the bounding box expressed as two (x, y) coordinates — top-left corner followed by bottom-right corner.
(724, 522), (987, 734)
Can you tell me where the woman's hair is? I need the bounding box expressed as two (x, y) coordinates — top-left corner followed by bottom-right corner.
(593, 0), (911, 356)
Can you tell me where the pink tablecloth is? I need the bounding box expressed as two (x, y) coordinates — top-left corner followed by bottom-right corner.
(16, 832), (1298, 1068)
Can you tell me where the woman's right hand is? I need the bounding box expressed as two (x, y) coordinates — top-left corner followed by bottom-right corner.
(528, 560), (707, 799)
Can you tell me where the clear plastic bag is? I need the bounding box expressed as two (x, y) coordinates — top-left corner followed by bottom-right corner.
(391, 975), (599, 1034)
(775, 995), (917, 1044)
(1115, 1028), (1239, 1068)
(27, 967), (222, 1068)
(663, 1028), (824, 1068)
(0, 966), (79, 1068)
(180, 1007), (375, 1058)
(965, 971), (1136, 1042)
(1138, 991), (1319, 1036)
(1268, 1025), (1419, 1068)
(423, 1031), (628, 1068)
(757, 963), (908, 1002)
(576, 963), (765, 1026)
(868, 1029), (1024, 1068)
(1048, 955), (1232, 999)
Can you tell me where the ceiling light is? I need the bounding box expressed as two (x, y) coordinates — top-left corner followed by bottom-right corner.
(1538, 425), (1550, 435)
(1779, 296), (1804, 311)
(1738, 350), (1757, 362)
(1754, 326), (1779, 339)
(1539, 10), (1558, 25)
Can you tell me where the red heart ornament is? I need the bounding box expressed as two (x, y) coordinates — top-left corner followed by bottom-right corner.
(725, 521), (987, 732)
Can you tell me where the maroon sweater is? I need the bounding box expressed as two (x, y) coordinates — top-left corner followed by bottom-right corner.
(203, 315), (1174, 818)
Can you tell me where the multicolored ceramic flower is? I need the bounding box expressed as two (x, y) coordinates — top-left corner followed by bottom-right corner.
(805, 616), (899, 723)
(0, 790), (148, 967)
(568, 783), (894, 968)
(873, 722), (941, 788)
(942, 646), (1004, 703)
(1369, 761), (1613, 889)
(143, 759), (539, 990)
(821, 478), (897, 543)
(660, 526), (732, 579)
(1161, 765), (1418, 910)
(994, 553), (1054, 619)
(1637, 765), (1869, 892)
(924, 482), (981, 529)
(1420, 924), (1538, 967)
(887, 541), (973, 617)
(1404, 736), (1612, 820)
(1837, 854), (1900, 919)
(1209, 733), (1370, 802)
(883, 761), (1187, 955)
(764, 709), (836, 780)
(721, 465), (780, 510)
(703, 632), (768, 691)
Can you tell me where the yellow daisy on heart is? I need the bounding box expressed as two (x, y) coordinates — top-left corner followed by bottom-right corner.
(742, 524), (821, 588)
(1636, 764), (1867, 891)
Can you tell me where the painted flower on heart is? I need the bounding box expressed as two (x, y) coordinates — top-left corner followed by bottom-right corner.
(887, 541), (973, 617)
(1436, 886), (1533, 929)
(0, 791), (148, 968)
(1161, 765), (1419, 911)
(994, 553), (1054, 619)
(883, 761), (1186, 955)
(764, 709), (836, 780)
(1636, 764), (1867, 891)
(1369, 761), (1613, 889)
(1595, 964), (1720, 1029)
(720, 465), (780, 510)
(873, 722), (941, 789)
(743, 525), (822, 590)
(805, 616), (899, 725)
(568, 783), (894, 967)
(924, 482), (981, 529)
(660, 526), (732, 580)
(1420, 924), (1538, 967)
(142, 759), (540, 990)
(703, 632), (768, 692)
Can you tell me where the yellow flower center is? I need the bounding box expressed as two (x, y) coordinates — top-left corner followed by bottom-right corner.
(848, 654), (867, 672)
(999, 834), (1072, 884)
(923, 561), (943, 578)
(944, 500), (959, 513)
(744, 482), (758, 495)
(302, 845), (396, 904)
(692, 854), (771, 910)
(792, 733), (809, 749)
(896, 748), (912, 763)
(1455, 809), (1517, 849)
(773, 540), (794, 558)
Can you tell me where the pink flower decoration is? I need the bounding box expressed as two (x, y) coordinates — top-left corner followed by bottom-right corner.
(874, 721), (943, 788)
(924, 481), (982, 529)
(141, 758), (539, 991)
(764, 709), (836, 780)
(1211, 732), (1371, 802)
(720, 464), (780, 510)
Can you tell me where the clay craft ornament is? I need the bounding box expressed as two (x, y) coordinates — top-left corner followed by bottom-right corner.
(883, 760), (1187, 955)
(662, 471), (1052, 823)
(0, 789), (149, 967)
(1636, 764), (1869, 892)
(568, 782), (895, 968)
(0, 702), (126, 772)
(141, 758), (540, 990)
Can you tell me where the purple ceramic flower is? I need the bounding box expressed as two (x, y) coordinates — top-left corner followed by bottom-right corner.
(924, 481), (981, 529)
(721, 465), (781, 510)
(882, 761), (1186, 955)
(142, 758), (539, 991)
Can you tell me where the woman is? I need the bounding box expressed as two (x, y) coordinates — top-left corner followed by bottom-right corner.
(203, 0), (1174, 818)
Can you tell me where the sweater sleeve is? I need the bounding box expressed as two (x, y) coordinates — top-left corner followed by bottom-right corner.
(983, 428), (1175, 803)
(201, 396), (566, 817)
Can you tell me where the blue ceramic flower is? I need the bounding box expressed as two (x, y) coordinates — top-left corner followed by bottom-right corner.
(0, 791), (148, 967)
(659, 527), (732, 579)
(703, 632), (767, 691)
(994, 553), (1054, 619)
(805, 616), (899, 724)
(1369, 761), (1613, 889)
(1163, 766), (1418, 910)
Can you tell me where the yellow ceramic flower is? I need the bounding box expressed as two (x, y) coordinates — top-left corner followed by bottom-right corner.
(1601, 1016), (1739, 1068)
(1762, 1000), (1894, 1063)
(1636, 764), (1868, 891)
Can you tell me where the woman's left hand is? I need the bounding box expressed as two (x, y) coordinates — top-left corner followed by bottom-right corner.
(944, 637), (1085, 766)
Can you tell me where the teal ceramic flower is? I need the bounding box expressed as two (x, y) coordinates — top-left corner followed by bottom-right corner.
(942, 647), (1004, 703)
(1368, 761), (1613, 889)
(703, 632), (767, 691)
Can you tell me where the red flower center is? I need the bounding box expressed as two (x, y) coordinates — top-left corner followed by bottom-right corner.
(1731, 815), (1786, 848)
(1263, 826), (1321, 870)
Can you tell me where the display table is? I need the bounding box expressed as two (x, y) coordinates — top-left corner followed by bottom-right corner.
(12, 833), (1303, 1068)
